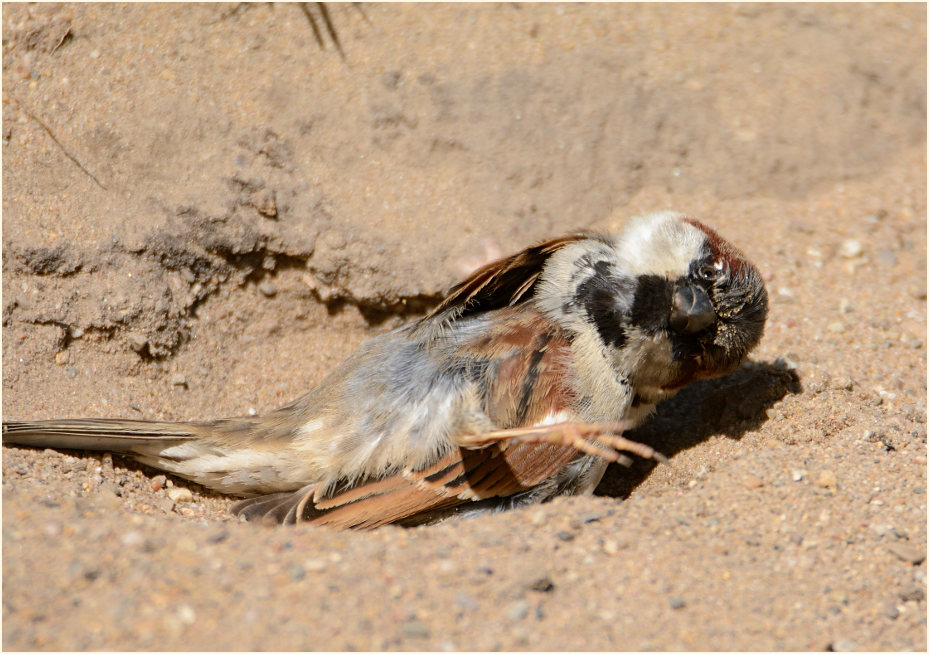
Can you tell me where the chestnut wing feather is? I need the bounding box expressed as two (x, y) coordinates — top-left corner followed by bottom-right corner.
(426, 233), (603, 321)
(233, 441), (579, 530)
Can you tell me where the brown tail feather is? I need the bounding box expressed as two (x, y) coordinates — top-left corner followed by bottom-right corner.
(2, 419), (199, 452)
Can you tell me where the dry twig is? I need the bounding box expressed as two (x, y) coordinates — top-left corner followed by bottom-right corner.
(11, 94), (106, 190)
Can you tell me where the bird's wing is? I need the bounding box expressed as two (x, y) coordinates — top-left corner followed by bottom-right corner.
(232, 438), (582, 529)
(425, 233), (605, 322)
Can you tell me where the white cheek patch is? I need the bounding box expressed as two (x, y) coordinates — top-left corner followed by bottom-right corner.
(615, 211), (705, 278)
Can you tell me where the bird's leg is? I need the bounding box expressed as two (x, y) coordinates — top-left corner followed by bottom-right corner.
(458, 421), (668, 466)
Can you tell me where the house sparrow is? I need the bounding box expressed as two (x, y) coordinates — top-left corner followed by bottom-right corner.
(3, 211), (768, 529)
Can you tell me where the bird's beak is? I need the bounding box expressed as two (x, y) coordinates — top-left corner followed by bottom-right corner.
(669, 283), (715, 334)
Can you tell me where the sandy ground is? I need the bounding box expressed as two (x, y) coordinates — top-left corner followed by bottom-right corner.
(2, 3), (926, 651)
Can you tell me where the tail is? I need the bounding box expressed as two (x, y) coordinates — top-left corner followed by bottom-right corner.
(2, 418), (306, 496)
(3, 418), (200, 452)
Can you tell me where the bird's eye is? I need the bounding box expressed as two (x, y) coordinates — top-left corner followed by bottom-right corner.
(697, 262), (727, 283)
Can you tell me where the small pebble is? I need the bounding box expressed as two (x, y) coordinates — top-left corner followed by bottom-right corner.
(791, 470), (805, 482)
(175, 604), (197, 626)
(127, 332), (149, 353)
(602, 540), (620, 555)
(669, 597), (686, 610)
(556, 530), (575, 542)
(839, 239), (863, 258)
(151, 475), (167, 491)
(828, 376), (854, 391)
(892, 528), (911, 541)
(506, 599), (531, 621)
(436, 559), (457, 575)
(898, 586), (925, 602)
(885, 541), (926, 565)
(805, 246), (823, 261)
(827, 321), (846, 333)
(167, 487), (193, 503)
(829, 589), (849, 605)
(55, 350), (70, 365)
(171, 375), (188, 387)
(743, 475), (764, 489)
(258, 281), (277, 297)
(43, 521), (63, 537)
(304, 558), (327, 572)
(120, 530), (145, 547)
(830, 638), (857, 652)
(401, 620), (430, 639)
(882, 603), (900, 620)
(250, 189), (278, 218)
(528, 576), (554, 593)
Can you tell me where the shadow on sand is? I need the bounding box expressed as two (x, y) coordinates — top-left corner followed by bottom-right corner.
(597, 358), (802, 499)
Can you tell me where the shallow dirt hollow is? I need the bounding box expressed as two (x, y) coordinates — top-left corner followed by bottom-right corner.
(2, 4), (926, 651)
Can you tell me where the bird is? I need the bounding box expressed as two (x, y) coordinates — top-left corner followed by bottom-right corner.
(3, 211), (769, 529)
